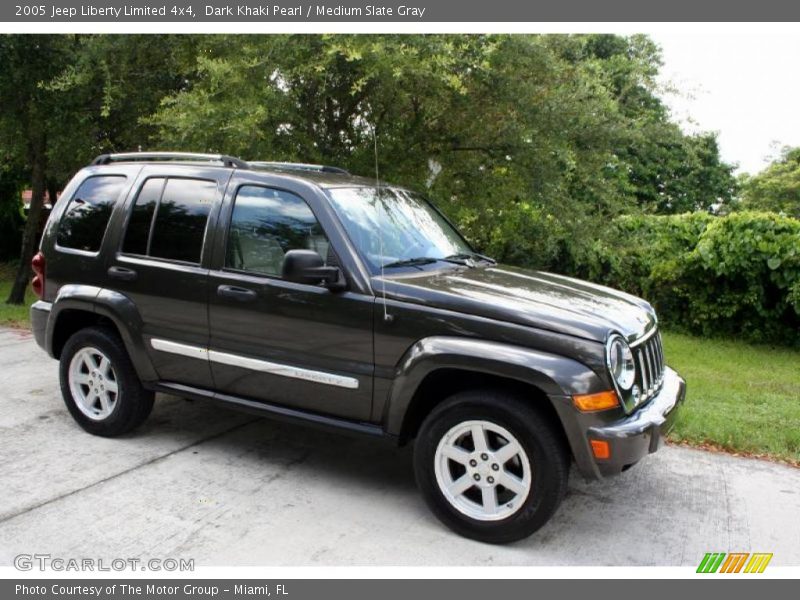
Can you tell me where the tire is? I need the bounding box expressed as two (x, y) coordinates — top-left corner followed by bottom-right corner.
(413, 389), (569, 544)
(59, 326), (154, 437)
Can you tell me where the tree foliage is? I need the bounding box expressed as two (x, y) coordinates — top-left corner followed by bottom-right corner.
(739, 147), (800, 218)
(0, 165), (23, 261)
(0, 35), (76, 302)
(581, 211), (800, 345)
(1, 34), (739, 304)
(0, 35), (198, 302)
(146, 34), (737, 271)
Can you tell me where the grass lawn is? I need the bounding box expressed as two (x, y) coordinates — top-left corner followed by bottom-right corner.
(0, 261), (797, 465)
(0, 262), (34, 328)
(663, 331), (800, 466)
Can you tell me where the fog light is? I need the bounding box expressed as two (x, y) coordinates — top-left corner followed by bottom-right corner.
(590, 439), (611, 460)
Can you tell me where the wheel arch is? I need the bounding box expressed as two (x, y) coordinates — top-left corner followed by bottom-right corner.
(385, 336), (605, 449)
(47, 285), (157, 382)
(398, 368), (570, 448)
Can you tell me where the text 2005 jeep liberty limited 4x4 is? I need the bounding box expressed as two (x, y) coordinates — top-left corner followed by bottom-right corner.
(30, 152), (685, 543)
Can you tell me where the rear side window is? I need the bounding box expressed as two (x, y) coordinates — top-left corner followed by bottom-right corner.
(122, 178), (216, 264)
(57, 176), (127, 252)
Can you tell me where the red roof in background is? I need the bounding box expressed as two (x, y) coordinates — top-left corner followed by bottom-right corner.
(22, 189), (59, 209)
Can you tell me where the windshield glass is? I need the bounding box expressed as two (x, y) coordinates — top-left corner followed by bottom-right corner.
(326, 187), (473, 271)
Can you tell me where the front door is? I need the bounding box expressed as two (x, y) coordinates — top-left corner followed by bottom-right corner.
(207, 178), (374, 421)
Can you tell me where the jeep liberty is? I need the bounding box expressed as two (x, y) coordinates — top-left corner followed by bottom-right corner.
(30, 152), (685, 543)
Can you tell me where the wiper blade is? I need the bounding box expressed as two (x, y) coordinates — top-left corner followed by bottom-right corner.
(444, 253), (497, 266)
(381, 254), (493, 270)
(381, 257), (440, 269)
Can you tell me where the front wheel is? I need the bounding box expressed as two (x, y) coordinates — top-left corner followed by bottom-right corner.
(59, 326), (154, 437)
(413, 390), (569, 544)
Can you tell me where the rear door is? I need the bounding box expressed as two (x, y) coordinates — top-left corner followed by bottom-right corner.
(206, 173), (374, 421)
(108, 165), (232, 389)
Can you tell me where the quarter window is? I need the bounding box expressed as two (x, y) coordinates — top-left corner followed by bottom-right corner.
(57, 176), (127, 252)
(226, 186), (330, 277)
(122, 177), (216, 264)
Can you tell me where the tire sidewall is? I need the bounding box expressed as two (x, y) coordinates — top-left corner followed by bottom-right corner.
(414, 393), (568, 543)
(59, 327), (144, 436)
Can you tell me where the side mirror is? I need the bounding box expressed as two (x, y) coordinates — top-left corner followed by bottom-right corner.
(282, 249), (345, 290)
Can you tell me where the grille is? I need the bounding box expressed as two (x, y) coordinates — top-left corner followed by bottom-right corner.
(632, 328), (665, 403)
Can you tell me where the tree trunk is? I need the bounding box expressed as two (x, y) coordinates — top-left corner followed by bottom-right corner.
(6, 142), (46, 305)
(47, 178), (58, 207)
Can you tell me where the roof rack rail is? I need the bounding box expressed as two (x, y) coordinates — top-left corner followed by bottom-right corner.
(91, 152), (250, 169)
(249, 161), (350, 175)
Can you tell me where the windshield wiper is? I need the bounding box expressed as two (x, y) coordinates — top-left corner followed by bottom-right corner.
(381, 257), (441, 269)
(382, 256), (474, 269)
(444, 253), (497, 266)
(382, 253), (494, 270)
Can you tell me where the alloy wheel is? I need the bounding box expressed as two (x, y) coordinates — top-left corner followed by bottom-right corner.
(68, 346), (119, 420)
(434, 419), (532, 521)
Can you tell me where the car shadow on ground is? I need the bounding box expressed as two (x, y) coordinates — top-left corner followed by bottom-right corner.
(144, 393), (419, 493)
(142, 393), (631, 546)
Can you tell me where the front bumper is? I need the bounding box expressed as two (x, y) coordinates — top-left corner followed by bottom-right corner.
(586, 366), (686, 477)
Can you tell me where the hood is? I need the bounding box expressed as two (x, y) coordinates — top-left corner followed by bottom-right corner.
(380, 264), (656, 343)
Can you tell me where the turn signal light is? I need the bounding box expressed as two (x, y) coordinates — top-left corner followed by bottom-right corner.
(572, 390), (619, 412)
(590, 439), (611, 460)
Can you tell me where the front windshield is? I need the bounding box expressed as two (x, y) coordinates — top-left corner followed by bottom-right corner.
(326, 187), (473, 271)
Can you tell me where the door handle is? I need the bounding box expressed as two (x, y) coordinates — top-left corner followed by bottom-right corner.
(107, 266), (138, 281)
(217, 284), (257, 302)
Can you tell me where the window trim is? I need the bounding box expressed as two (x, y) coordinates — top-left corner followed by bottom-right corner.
(54, 174), (129, 256)
(119, 175), (217, 266)
(117, 252), (211, 273)
(220, 183), (333, 283)
(144, 177), (168, 257)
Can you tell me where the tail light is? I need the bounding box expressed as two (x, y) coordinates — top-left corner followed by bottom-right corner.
(31, 251), (45, 299)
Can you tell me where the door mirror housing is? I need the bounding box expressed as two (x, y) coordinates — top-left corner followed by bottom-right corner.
(282, 250), (345, 290)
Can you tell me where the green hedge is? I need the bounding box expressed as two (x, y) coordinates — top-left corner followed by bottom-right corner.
(577, 211), (800, 345)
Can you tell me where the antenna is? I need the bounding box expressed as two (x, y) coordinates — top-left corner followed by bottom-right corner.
(372, 122), (391, 323)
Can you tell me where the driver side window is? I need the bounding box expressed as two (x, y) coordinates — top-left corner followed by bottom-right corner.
(226, 185), (330, 277)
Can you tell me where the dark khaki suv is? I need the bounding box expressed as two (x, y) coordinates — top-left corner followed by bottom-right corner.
(30, 152), (685, 543)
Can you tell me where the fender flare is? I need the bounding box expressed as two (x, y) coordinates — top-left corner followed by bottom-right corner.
(46, 284), (158, 382)
(383, 336), (604, 437)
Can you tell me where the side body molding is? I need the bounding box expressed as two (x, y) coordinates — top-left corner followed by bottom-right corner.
(46, 285), (158, 382)
(384, 336), (603, 436)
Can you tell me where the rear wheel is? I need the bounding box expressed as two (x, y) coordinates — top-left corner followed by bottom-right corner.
(59, 326), (154, 437)
(414, 389), (569, 543)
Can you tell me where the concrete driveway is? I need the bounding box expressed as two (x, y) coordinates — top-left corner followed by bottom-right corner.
(1, 326), (798, 566)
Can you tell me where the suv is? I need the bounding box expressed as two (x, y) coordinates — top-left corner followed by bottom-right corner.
(30, 152), (685, 544)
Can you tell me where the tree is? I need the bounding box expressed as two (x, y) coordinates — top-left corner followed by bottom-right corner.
(148, 35), (642, 268)
(148, 34), (737, 269)
(621, 129), (738, 213)
(739, 147), (800, 218)
(1, 34), (199, 304)
(0, 164), (24, 261)
(0, 36), (75, 304)
(575, 34), (738, 214)
(1, 34), (740, 287)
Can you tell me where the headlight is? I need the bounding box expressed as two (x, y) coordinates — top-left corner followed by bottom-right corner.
(606, 334), (636, 391)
